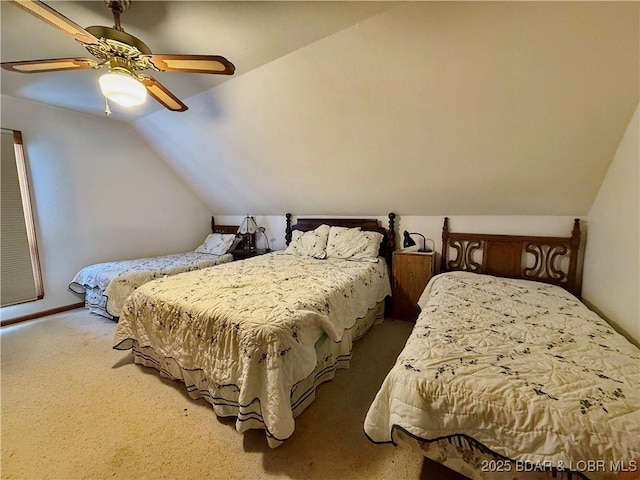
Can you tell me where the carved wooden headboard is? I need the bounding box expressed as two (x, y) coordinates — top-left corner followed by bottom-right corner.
(440, 217), (582, 296)
(285, 213), (396, 268)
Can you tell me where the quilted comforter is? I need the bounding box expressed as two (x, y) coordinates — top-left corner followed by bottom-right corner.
(364, 272), (639, 480)
(69, 252), (232, 318)
(114, 252), (391, 447)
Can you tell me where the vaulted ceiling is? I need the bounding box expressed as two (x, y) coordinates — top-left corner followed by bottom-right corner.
(2, 1), (638, 216)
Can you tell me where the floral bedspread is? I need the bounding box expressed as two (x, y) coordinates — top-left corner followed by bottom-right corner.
(69, 252), (232, 317)
(364, 272), (640, 480)
(113, 252), (391, 445)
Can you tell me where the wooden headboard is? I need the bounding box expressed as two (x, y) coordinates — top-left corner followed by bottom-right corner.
(210, 217), (240, 235)
(440, 217), (582, 296)
(285, 213), (396, 268)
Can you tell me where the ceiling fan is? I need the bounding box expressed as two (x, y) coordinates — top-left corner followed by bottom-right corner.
(1, 0), (235, 113)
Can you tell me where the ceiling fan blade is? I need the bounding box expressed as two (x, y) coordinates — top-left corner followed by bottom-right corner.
(1, 58), (99, 73)
(140, 75), (188, 112)
(12, 0), (100, 45)
(147, 55), (235, 75)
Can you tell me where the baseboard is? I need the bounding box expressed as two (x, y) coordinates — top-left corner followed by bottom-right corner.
(1, 302), (85, 327)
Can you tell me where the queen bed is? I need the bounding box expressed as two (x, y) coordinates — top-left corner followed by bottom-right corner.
(365, 218), (639, 480)
(113, 213), (396, 447)
(69, 217), (239, 319)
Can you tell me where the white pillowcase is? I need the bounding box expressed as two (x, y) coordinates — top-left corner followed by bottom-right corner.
(194, 233), (237, 255)
(284, 224), (331, 259)
(326, 226), (383, 262)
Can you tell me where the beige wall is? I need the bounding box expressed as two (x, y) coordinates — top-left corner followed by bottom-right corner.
(0, 95), (212, 322)
(582, 105), (639, 345)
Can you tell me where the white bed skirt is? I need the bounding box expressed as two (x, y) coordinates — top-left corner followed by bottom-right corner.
(83, 287), (114, 320)
(128, 301), (385, 447)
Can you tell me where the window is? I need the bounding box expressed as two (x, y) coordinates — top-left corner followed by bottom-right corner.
(1, 128), (43, 308)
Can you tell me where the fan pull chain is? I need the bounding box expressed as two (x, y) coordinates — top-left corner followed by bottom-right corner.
(104, 97), (111, 116)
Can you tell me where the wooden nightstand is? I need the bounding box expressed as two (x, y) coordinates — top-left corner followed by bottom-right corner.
(230, 248), (271, 261)
(392, 251), (435, 321)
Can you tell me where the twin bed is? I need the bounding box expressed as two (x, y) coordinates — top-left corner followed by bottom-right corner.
(69, 218), (239, 319)
(365, 218), (639, 480)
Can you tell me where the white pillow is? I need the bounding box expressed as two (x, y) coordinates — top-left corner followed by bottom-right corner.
(284, 224), (331, 259)
(326, 226), (383, 262)
(194, 233), (237, 255)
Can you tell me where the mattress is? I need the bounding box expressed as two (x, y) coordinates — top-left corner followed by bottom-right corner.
(114, 252), (391, 447)
(364, 271), (640, 480)
(69, 251), (233, 318)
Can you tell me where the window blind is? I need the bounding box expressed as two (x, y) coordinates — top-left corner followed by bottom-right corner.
(1, 129), (43, 307)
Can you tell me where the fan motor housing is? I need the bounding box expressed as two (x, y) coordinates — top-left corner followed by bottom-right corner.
(85, 25), (152, 55)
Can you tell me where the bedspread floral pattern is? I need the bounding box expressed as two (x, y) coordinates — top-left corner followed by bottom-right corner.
(364, 272), (639, 479)
(114, 252), (391, 445)
(69, 252), (232, 317)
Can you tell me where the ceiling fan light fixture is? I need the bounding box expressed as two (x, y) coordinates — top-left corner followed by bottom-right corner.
(98, 69), (147, 107)
(4, 0), (234, 113)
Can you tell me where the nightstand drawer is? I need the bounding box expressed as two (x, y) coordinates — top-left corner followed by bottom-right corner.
(392, 251), (434, 321)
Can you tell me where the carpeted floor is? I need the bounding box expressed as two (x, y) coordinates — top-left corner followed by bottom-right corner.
(0, 309), (465, 480)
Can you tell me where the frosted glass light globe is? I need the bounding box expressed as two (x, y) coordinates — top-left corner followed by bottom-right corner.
(99, 71), (147, 107)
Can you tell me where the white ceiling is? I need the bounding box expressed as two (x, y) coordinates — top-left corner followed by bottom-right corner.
(2, 1), (639, 217)
(1, 1), (393, 120)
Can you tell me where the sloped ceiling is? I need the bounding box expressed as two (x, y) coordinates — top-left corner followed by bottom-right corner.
(2, 2), (639, 216)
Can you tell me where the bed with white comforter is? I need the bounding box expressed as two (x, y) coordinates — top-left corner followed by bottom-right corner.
(114, 251), (391, 447)
(69, 252), (233, 319)
(365, 271), (639, 480)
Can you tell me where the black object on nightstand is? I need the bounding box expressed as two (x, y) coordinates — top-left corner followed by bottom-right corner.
(230, 248), (271, 261)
